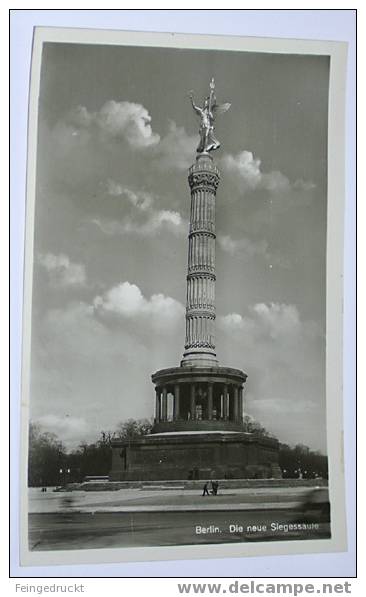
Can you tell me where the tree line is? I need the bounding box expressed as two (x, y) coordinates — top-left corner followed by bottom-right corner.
(28, 419), (153, 487)
(28, 417), (328, 487)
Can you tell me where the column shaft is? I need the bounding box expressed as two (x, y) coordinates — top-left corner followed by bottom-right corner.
(155, 388), (160, 422)
(182, 155), (220, 367)
(162, 387), (168, 421)
(223, 384), (228, 419)
(190, 384), (196, 420)
(234, 386), (239, 421)
(239, 387), (244, 421)
(208, 384), (213, 420)
(174, 384), (180, 420)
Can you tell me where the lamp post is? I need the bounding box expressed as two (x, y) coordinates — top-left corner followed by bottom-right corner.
(59, 467), (71, 488)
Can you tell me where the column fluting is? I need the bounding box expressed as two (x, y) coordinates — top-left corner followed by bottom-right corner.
(181, 153), (220, 368)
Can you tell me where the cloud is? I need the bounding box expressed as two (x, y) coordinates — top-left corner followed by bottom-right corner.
(66, 100), (160, 149)
(94, 281), (185, 330)
(217, 302), (325, 449)
(222, 150), (263, 190)
(293, 179), (317, 191)
(219, 302), (302, 340)
(149, 209), (183, 229)
(219, 312), (248, 331)
(38, 253), (86, 287)
(221, 150), (315, 195)
(218, 234), (291, 269)
(67, 105), (93, 129)
(94, 182), (186, 237)
(252, 302), (301, 339)
(218, 234), (268, 258)
(31, 301), (157, 449)
(35, 414), (90, 447)
(30, 276), (186, 448)
(154, 121), (198, 170)
(104, 180), (153, 211)
(39, 301), (144, 368)
(91, 209), (184, 237)
(32, 292), (324, 450)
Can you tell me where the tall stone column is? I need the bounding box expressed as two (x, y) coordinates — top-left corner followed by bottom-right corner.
(208, 383), (213, 420)
(162, 387), (168, 421)
(234, 386), (239, 421)
(181, 153), (220, 368)
(155, 388), (160, 422)
(173, 384), (180, 420)
(239, 386), (244, 421)
(190, 384), (196, 420)
(223, 384), (228, 419)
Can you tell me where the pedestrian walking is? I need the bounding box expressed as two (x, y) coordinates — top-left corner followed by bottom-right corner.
(202, 482), (210, 496)
(211, 480), (219, 495)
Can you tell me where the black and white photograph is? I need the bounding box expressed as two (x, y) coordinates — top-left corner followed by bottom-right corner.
(20, 27), (348, 566)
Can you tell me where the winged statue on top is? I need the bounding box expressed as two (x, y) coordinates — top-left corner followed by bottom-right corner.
(189, 78), (231, 154)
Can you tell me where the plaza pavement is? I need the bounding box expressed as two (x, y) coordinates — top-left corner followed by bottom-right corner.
(28, 485), (320, 514)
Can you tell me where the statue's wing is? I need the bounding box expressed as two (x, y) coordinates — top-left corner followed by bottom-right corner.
(213, 102), (231, 116)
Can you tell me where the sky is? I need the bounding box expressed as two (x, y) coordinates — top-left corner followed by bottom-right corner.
(29, 41), (330, 452)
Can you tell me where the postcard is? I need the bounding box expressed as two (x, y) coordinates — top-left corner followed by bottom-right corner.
(20, 26), (348, 566)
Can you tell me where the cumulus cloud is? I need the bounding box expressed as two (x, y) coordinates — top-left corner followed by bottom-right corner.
(219, 312), (248, 331)
(154, 121), (199, 170)
(293, 179), (317, 192)
(150, 209), (183, 229)
(219, 302), (302, 340)
(36, 414), (90, 447)
(92, 209), (184, 237)
(67, 105), (93, 129)
(39, 301), (147, 369)
(252, 302), (301, 339)
(38, 253), (86, 287)
(94, 281), (185, 330)
(104, 180), (153, 211)
(31, 300), (157, 448)
(218, 234), (268, 258)
(32, 294), (324, 450)
(94, 182), (186, 237)
(222, 150), (263, 190)
(66, 100), (160, 149)
(217, 302), (325, 449)
(218, 234), (291, 269)
(221, 150), (315, 195)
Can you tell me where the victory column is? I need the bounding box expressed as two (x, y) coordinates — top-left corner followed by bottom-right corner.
(110, 80), (281, 481)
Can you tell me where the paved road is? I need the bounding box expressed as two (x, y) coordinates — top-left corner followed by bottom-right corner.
(29, 509), (330, 551)
(28, 486), (319, 514)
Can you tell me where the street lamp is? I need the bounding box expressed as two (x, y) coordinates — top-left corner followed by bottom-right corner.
(59, 467), (71, 487)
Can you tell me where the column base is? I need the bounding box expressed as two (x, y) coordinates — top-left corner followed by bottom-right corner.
(181, 351), (219, 368)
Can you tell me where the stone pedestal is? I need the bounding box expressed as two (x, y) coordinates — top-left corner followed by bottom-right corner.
(110, 431), (281, 481)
